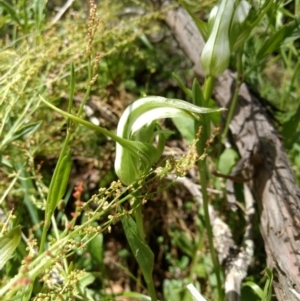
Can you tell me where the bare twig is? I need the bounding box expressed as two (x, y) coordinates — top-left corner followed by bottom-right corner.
(51, 0), (76, 25)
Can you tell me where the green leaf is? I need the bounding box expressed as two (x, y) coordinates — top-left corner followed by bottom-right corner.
(192, 78), (205, 107)
(171, 230), (194, 257)
(138, 34), (154, 50)
(78, 272), (96, 289)
(121, 291), (151, 300)
(241, 283), (262, 301)
(172, 73), (192, 99)
(262, 268), (273, 301)
(34, 0), (46, 29)
(120, 215), (154, 285)
(243, 281), (263, 298)
(282, 104), (300, 147)
(0, 156), (13, 168)
(178, 0), (208, 40)
(256, 16), (300, 62)
(4, 121), (42, 145)
(163, 279), (182, 301)
(45, 148), (72, 222)
(172, 117), (195, 144)
(217, 148), (239, 175)
(0, 226), (21, 270)
(234, 0), (273, 51)
(192, 78), (210, 141)
(0, 1), (22, 27)
(87, 233), (104, 266)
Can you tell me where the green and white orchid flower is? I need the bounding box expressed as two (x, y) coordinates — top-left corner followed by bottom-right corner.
(115, 96), (224, 185)
(200, 0), (251, 76)
(40, 96), (224, 186)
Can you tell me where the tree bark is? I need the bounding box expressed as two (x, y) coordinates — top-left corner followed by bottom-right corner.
(157, 2), (300, 300)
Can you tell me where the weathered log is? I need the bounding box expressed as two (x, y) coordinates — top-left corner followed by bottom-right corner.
(156, 2), (300, 300)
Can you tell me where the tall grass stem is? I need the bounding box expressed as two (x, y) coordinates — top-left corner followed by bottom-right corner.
(194, 75), (223, 300)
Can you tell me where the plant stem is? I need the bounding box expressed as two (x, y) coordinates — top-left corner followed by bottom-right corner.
(222, 50), (243, 143)
(194, 75), (222, 300)
(77, 60), (92, 117)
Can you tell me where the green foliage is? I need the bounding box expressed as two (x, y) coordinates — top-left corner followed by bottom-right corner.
(243, 268), (274, 301)
(217, 148), (239, 175)
(256, 15), (300, 62)
(121, 215), (155, 292)
(0, 226), (21, 270)
(0, 0), (298, 300)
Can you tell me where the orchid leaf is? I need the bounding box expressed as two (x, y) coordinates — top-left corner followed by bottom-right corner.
(121, 215), (154, 286)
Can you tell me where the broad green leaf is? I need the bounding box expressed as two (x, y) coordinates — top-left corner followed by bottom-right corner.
(241, 283), (262, 301)
(87, 233), (104, 266)
(0, 226), (21, 270)
(172, 117), (195, 144)
(243, 281), (263, 298)
(76, 272), (96, 301)
(217, 148), (239, 175)
(120, 215), (154, 285)
(78, 272), (96, 289)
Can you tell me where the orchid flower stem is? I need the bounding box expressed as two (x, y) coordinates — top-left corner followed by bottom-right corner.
(222, 50), (243, 143)
(194, 75), (222, 300)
